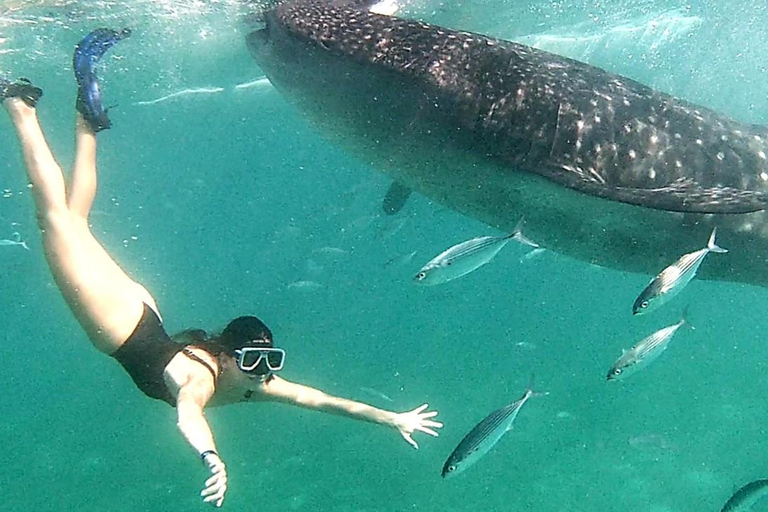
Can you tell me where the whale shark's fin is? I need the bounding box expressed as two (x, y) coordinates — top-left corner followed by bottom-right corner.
(570, 175), (767, 214)
(382, 181), (411, 215)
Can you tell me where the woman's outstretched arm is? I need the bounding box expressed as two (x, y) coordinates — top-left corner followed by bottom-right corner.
(261, 375), (442, 448)
(167, 363), (228, 508)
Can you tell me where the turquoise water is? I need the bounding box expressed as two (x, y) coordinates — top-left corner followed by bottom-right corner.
(1, 0), (768, 510)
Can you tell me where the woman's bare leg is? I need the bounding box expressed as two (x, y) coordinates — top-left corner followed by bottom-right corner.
(68, 113), (160, 316)
(67, 115), (98, 220)
(4, 97), (155, 354)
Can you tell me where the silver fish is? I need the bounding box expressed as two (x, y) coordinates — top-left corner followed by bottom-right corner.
(414, 218), (537, 286)
(384, 250), (418, 269)
(607, 313), (688, 381)
(285, 280), (324, 291)
(359, 386), (394, 403)
(0, 231), (28, 250)
(442, 380), (542, 478)
(633, 227), (727, 315)
(721, 479), (768, 512)
(313, 246), (348, 258)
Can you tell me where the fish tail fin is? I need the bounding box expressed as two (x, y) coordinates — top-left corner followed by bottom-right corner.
(707, 227), (728, 254)
(678, 305), (695, 331)
(526, 373), (549, 398)
(511, 217), (540, 249)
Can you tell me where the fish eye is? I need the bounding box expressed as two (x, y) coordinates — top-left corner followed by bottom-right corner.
(447, 465), (456, 472)
(640, 301), (648, 309)
(614, 368), (622, 375)
(416, 272), (426, 280)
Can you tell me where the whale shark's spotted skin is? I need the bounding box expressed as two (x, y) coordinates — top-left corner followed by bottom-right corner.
(247, 0), (768, 286)
(258, 0), (768, 213)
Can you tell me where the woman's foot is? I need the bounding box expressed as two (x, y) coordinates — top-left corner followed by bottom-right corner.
(0, 78), (43, 107)
(73, 27), (131, 132)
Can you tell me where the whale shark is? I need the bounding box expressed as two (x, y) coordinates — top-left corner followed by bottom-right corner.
(246, 0), (768, 288)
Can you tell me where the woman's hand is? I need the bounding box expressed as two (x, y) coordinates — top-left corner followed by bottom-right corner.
(391, 404), (443, 449)
(201, 452), (228, 507)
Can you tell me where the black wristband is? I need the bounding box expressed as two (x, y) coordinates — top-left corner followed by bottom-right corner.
(200, 450), (218, 461)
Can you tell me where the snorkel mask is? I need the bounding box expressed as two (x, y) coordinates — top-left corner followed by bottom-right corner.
(221, 315), (281, 376)
(235, 346), (285, 375)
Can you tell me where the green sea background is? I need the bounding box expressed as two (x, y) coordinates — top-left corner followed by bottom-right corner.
(1, 0), (767, 510)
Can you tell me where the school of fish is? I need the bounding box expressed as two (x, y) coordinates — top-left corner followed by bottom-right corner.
(247, 1), (767, 508)
(427, 225), (720, 481)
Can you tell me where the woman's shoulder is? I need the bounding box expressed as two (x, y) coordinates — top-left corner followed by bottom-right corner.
(164, 345), (220, 394)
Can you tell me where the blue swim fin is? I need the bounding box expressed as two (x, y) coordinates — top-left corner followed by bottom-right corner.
(73, 28), (131, 132)
(0, 77), (43, 107)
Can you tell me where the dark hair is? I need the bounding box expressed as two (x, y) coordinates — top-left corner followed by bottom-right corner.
(171, 329), (209, 345)
(172, 316), (273, 357)
(218, 316), (273, 351)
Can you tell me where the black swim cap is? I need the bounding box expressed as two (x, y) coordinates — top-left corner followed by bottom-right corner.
(220, 316), (273, 351)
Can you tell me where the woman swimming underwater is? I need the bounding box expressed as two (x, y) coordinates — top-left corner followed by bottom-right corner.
(0, 28), (441, 507)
